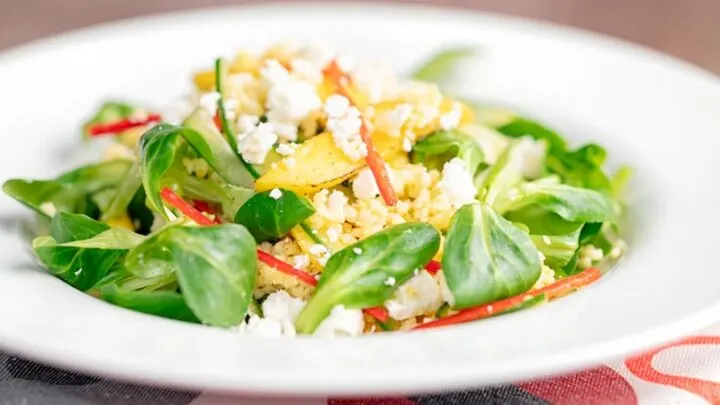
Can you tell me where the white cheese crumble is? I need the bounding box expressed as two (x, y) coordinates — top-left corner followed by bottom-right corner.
(237, 115), (259, 133)
(579, 244), (604, 262)
(436, 271), (456, 307)
(293, 254), (310, 269)
(291, 43), (335, 83)
(276, 142), (298, 156)
(352, 166), (396, 200)
(162, 96), (195, 125)
(438, 158), (478, 208)
(402, 137), (413, 152)
(439, 103), (463, 130)
(269, 188), (283, 200)
(261, 60), (322, 142)
(352, 247), (363, 255)
(326, 227), (340, 242)
(223, 98), (240, 121)
(236, 122), (278, 164)
(350, 62), (398, 103)
(198, 91), (221, 116)
(283, 157), (296, 168)
(315, 305), (365, 337)
(609, 241), (626, 259)
(39, 202), (57, 217)
(326, 190), (349, 222)
(516, 137), (547, 179)
(309, 243), (329, 256)
(376, 103), (413, 137)
(352, 167), (379, 200)
(238, 291), (307, 337)
(261, 291), (306, 337)
(533, 265), (557, 290)
(415, 104), (441, 128)
(384, 276), (397, 286)
(385, 271), (443, 320)
(324, 95), (368, 161)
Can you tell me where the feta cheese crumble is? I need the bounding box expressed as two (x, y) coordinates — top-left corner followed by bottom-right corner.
(402, 137), (413, 152)
(439, 103), (463, 130)
(39, 202), (57, 217)
(352, 247), (363, 255)
(376, 103), (413, 137)
(198, 91), (220, 116)
(236, 121), (278, 164)
(237, 291), (307, 337)
(350, 62), (398, 103)
(276, 142), (298, 156)
(283, 157), (296, 168)
(293, 254), (310, 269)
(324, 95), (368, 161)
(352, 166), (396, 200)
(516, 137), (547, 179)
(438, 158), (478, 208)
(384, 276), (397, 286)
(314, 305), (365, 337)
(309, 243), (329, 256)
(261, 59), (322, 142)
(352, 167), (379, 200)
(385, 271), (443, 320)
(269, 188), (283, 200)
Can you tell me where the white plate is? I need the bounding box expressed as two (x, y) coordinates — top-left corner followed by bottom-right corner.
(0, 2), (719, 397)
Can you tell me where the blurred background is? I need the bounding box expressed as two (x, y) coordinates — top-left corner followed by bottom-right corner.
(2, 0), (719, 73)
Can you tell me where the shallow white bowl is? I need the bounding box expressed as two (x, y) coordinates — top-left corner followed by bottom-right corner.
(0, 2), (719, 397)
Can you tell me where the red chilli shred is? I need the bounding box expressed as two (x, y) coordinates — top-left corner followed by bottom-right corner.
(424, 260), (442, 275)
(324, 60), (398, 207)
(191, 200), (222, 224)
(364, 306), (390, 323)
(160, 188), (215, 226)
(88, 113), (162, 136)
(256, 250), (319, 287)
(414, 268), (602, 330)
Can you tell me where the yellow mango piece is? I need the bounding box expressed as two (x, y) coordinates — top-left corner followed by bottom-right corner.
(193, 70), (216, 92)
(256, 132), (364, 194)
(458, 100), (475, 124)
(372, 130), (408, 167)
(318, 77), (369, 108)
(193, 51), (260, 92)
(106, 214), (135, 231)
(290, 226), (318, 254)
(230, 51), (260, 74)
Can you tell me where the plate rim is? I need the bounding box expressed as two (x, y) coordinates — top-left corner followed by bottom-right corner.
(0, 1), (719, 396)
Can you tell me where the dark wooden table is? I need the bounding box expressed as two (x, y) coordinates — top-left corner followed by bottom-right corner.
(2, 0), (719, 73)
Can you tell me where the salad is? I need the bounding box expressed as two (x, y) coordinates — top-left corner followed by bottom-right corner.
(2, 43), (629, 337)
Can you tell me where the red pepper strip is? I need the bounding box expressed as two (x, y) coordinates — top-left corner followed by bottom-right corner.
(424, 260), (442, 275)
(323, 60), (350, 86)
(324, 61), (398, 207)
(364, 306), (390, 323)
(213, 113), (223, 132)
(160, 187), (215, 226)
(414, 268), (602, 330)
(257, 249), (319, 287)
(191, 200), (223, 224)
(88, 113), (162, 136)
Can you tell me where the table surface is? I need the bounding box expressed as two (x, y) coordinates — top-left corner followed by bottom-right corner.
(2, 0), (720, 74)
